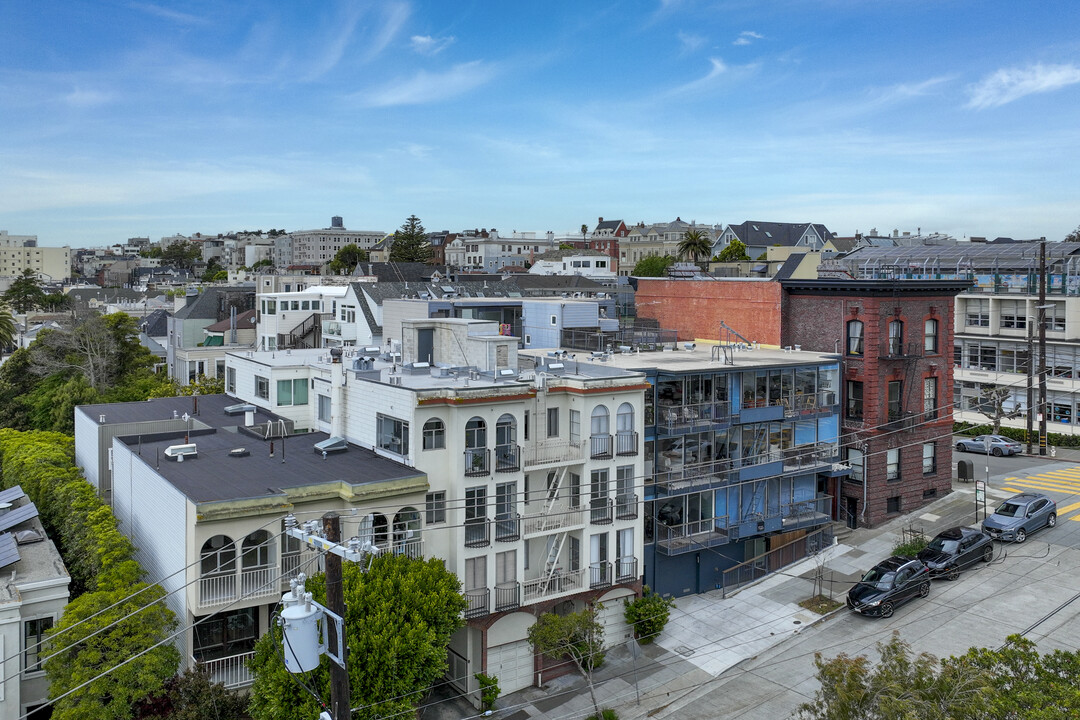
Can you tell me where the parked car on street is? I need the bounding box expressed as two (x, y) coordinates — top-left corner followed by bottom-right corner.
(982, 492), (1057, 542)
(955, 435), (1023, 456)
(847, 556), (931, 618)
(917, 527), (994, 579)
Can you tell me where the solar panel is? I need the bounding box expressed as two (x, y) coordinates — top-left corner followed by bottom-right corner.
(0, 533), (19, 571)
(0, 503), (38, 534)
(0, 486), (26, 505)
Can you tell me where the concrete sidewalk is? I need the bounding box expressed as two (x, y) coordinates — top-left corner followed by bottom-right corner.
(487, 477), (1020, 720)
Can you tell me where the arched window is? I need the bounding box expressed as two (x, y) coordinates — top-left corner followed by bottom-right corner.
(888, 320), (904, 356)
(200, 535), (235, 576)
(465, 417), (486, 449)
(422, 418), (445, 450)
(495, 414), (516, 446)
(591, 405), (610, 436)
(846, 320), (864, 356)
(393, 508), (422, 554)
(241, 530), (272, 570)
(616, 403), (634, 434)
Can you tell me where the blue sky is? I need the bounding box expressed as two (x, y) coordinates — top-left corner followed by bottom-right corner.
(3, 1), (1080, 247)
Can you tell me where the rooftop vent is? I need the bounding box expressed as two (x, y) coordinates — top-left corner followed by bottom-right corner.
(15, 528), (44, 545)
(313, 436), (348, 455)
(164, 443), (198, 461)
(224, 403), (257, 416)
(228, 448), (250, 458)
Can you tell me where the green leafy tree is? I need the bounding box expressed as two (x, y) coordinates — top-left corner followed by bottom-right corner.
(528, 606), (607, 720)
(135, 665), (248, 720)
(796, 631), (991, 720)
(248, 553), (466, 720)
(559, 242), (577, 250)
(42, 291), (72, 312)
(1065, 225), (1080, 243)
(161, 241), (201, 270)
(328, 243), (369, 274)
(0, 348), (35, 429)
(623, 586), (675, 644)
(716, 238), (751, 262)
(45, 561), (182, 720)
(631, 254), (675, 277)
(0, 307), (15, 353)
(2, 268), (47, 313)
(677, 229), (712, 265)
(954, 634), (1080, 719)
(251, 258), (274, 270)
(201, 258), (224, 282)
(474, 672), (500, 712)
(388, 215), (432, 263)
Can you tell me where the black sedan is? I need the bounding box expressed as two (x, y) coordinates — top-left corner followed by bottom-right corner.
(847, 556), (931, 618)
(917, 527), (994, 580)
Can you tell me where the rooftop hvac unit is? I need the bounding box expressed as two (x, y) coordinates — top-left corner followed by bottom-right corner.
(164, 443), (198, 461)
(224, 403), (257, 416)
(313, 437), (348, 455)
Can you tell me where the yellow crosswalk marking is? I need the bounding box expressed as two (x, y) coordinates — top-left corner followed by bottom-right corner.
(1055, 500), (1080, 515)
(1001, 487), (1021, 493)
(1009, 479), (1080, 494)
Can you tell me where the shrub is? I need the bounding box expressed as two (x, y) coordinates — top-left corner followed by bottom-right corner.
(586, 710), (619, 720)
(893, 536), (929, 557)
(624, 586), (675, 644)
(475, 672), (500, 711)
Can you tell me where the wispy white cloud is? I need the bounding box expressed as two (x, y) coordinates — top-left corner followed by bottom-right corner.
(364, 3), (410, 61)
(63, 88), (113, 108)
(666, 57), (756, 96)
(967, 63), (1080, 109)
(128, 2), (207, 25)
(733, 30), (763, 46)
(678, 31), (705, 53)
(304, 4), (368, 80)
(360, 61), (495, 107)
(411, 34), (455, 56)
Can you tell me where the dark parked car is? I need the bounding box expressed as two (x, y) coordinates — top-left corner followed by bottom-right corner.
(956, 435), (1023, 456)
(847, 556), (931, 618)
(982, 492), (1057, 542)
(917, 526), (994, 579)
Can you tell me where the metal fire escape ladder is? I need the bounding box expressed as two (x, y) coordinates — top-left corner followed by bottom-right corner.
(539, 532), (567, 596)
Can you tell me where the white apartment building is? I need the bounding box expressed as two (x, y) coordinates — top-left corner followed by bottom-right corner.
(256, 286), (349, 351)
(444, 230), (560, 271)
(529, 252), (618, 281)
(225, 317), (648, 699)
(274, 217), (385, 269)
(0, 487), (71, 720)
(0, 231), (71, 284)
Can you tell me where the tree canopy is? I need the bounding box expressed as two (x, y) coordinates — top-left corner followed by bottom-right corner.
(388, 215), (432, 263)
(677, 229), (712, 264)
(328, 243), (369, 274)
(0, 307), (15, 353)
(160, 241), (202, 270)
(797, 631), (1080, 720)
(529, 606), (607, 719)
(1065, 225), (1080, 243)
(632, 254), (675, 277)
(248, 552), (465, 720)
(2, 268), (47, 313)
(715, 238), (751, 262)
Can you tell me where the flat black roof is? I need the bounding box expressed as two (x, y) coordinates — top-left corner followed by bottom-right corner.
(781, 278), (973, 295)
(78, 394), (283, 428)
(115, 428), (424, 504)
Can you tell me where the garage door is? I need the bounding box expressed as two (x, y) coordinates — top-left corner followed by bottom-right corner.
(487, 639), (534, 694)
(597, 598), (633, 648)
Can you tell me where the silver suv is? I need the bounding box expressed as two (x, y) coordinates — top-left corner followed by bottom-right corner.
(982, 493), (1057, 542)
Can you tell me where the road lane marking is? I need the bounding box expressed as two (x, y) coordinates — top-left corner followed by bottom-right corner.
(1002, 487), (1021, 493)
(1055, 500), (1080, 515)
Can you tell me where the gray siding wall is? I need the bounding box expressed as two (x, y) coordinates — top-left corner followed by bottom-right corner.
(73, 408), (100, 491)
(111, 439), (190, 659)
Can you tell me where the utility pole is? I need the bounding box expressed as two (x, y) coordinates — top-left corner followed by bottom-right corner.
(1039, 240), (1048, 456)
(323, 512), (351, 720)
(1026, 320), (1034, 455)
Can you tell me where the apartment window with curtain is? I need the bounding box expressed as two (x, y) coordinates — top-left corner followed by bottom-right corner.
(886, 447), (900, 481)
(924, 377), (938, 419)
(923, 442), (937, 474)
(846, 320), (864, 356)
(888, 320), (903, 356)
(966, 298), (990, 327)
(887, 381), (902, 421)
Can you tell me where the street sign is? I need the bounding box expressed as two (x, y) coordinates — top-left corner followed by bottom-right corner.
(975, 480), (986, 502)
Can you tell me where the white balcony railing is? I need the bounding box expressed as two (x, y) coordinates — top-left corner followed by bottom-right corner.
(522, 503), (584, 536)
(522, 439), (584, 467)
(523, 567), (586, 603)
(240, 567), (278, 600)
(192, 651), (256, 689)
(198, 574), (236, 608)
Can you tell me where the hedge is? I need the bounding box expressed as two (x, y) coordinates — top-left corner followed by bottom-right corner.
(953, 422), (1080, 449)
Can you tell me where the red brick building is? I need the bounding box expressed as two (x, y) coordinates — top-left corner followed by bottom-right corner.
(634, 278), (783, 346)
(781, 279), (971, 527)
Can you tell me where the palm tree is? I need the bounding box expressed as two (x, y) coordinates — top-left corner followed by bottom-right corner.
(678, 229), (713, 266)
(581, 223), (589, 244)
(0, 307), (15, 356)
